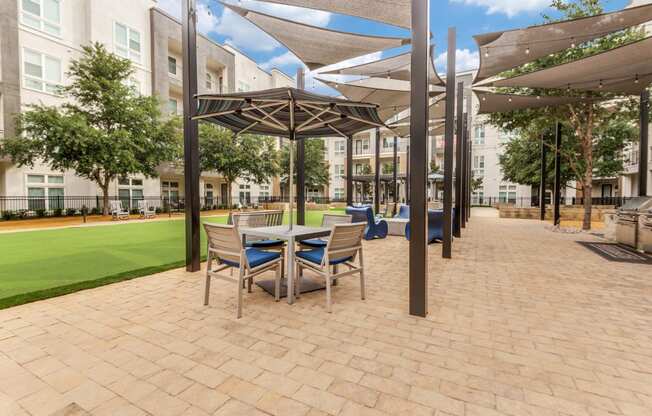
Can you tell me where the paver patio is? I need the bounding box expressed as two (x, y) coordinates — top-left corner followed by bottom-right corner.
(1, 210), (651, 416)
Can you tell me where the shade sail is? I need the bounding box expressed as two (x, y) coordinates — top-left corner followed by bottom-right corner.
(388, 121), (444, 137)
(223, 3), (410, 70)
(321, 50), (445, 86)
(317, 77), (411, 122)
(487, 37), (652, 95)
(474, 90), (586, 114)
(257, 0), (411, 29)
(473, 3), (652, 82)
(194, 87), (385, 139)
(390, 94), (446, 126)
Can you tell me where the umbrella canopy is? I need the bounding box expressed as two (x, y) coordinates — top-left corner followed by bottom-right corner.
(473, 2), (652, 83)
(321, 50), (445, 86)
(194, 87), (385, 139)
(222, 3), (410, 71)
(473, 90), (586, 114)
(257, 0), (411, 29)
(484, 37), (652, 95)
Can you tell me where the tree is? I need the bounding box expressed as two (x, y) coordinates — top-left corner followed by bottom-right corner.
(280, 139), (330, 195)
(1, 43), (180, 214)
(198, 123), (279, 206)
(488, 0), (642, 230)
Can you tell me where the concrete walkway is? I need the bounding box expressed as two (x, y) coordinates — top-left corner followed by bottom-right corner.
(0, 214), (650, 415)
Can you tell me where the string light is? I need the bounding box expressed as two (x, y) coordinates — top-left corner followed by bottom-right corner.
(635, 74), (640, 84)
(508, 97), (513, 102)
(481, 96), (486, 101)
(484, 48), (489, 58)
(570, 37), (576, 48)
(525, 47), (530, 55)
(599, 79), (604, 89)
(536, 95), (541, 100)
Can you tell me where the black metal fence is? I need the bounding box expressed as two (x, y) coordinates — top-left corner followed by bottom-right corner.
(0, 195), (348, 220)
(471, 196), (632, 208)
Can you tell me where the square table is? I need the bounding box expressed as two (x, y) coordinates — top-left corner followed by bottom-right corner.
(386, 218), (409, 236)
(239, 225), (331, 304)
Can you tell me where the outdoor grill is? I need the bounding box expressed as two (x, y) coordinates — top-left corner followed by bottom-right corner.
(616, 197), (652, 251)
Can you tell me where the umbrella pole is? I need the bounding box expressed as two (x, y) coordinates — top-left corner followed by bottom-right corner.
(289, 140), (294, 230)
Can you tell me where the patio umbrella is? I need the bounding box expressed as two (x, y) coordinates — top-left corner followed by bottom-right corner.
(193, 87), (385, 229)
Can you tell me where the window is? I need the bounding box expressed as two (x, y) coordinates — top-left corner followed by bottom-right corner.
(239, 184), (251, 205)
(114, 22), (141, 63)
(472, 191), (484, 205)
(168, 56), (177, 75)
(206, 73), (213, 89)
(23, 49), (61, 94)
(473, 155), (485, 178)
(382, 137), (395, 150)
(499, 185), (517, 204)
(259, 184), (270, 198)
(22, 0), (61, 36)
(161, 181), (180, 205)
(218, 76), (224, 93)
(334, 164), (344, 178)
(26, 173), (64, 210)
(334, 140), (345, 156)
(118, 177), (144, 210)
(473, 124), (485, 145)
(334, 188), (345, 201)
(168, 99), (178, 115)
(354, 139), (370, 155)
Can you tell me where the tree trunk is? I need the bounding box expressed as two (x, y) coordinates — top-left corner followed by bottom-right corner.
(226, 180), (233, 209)
(101, 184), (110, 216)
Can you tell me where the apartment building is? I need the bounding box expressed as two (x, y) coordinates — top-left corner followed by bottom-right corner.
(0, 0), (295, 211)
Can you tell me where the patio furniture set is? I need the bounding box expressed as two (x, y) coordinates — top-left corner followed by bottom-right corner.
(109, 200), (156, 221)
(203, 210), (367, 318)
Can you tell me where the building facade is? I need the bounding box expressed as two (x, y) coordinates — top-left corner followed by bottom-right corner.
(0, 0), (295, 212)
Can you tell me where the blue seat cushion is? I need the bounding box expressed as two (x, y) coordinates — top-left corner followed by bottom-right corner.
(299, 238), (328, 248)
(296, 248), (352, 266)
(222, 248), (281, 268)
(247, 239), (285, 248)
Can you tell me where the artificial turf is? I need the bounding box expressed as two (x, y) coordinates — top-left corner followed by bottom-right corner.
(0, 209), (342, 309)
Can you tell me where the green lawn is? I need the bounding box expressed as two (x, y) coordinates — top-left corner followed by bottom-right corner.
(0, 209), (343, 309)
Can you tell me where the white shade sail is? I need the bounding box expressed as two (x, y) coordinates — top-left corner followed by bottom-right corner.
(473, 3), (652, 82)
(223, 2), (410, 71)
(321, 50), (445, 86)
(390, 94), (447, 125)
(317, 77), (411, 122)
(473, 90), (586, 114)
(256, 0), (411, 29)
(487, 37), (652, 95)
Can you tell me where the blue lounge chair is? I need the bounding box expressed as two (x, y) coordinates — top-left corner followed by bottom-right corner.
(395, 204), (409, 219)
(345, 206), (388, 240)
(405, 209), (454, 244)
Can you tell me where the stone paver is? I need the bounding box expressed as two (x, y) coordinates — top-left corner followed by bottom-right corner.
(1, 213), (651, 415)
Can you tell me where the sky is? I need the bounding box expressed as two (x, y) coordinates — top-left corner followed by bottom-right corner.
(157, 0), (631, 94)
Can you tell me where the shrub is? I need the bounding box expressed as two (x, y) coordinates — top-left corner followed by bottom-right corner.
(155, 207), (162, 214)
(35, 209), (47, 218)
(90, 207), (100, 215)
(1, 211), (15, 221)
(66, 208), (77, 216)
(53, 208), (63, 217)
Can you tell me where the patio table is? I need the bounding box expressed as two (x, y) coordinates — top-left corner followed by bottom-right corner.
(239, 225), (331, 304)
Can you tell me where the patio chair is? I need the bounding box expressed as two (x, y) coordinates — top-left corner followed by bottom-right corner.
(395, 204), (410, 219)
(295, 222), (366, 313)
(232, 211), (286, 275)
(109, 201), (129, 221)
(203, 222), (282, 318)
(299, 213), (353, 249)
(405, 209), (454, 244)
(138, 200), (156, 219)
(345, 206), (388, 240)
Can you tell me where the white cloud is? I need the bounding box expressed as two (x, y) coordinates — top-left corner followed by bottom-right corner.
(229, 0), (331, 26)
(434, 48), (479, 73)
(216, 7), (281, 52)
(450, 0), (549, 17)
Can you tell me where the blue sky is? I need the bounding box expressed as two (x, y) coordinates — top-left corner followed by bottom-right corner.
(158, 0), (631, 94)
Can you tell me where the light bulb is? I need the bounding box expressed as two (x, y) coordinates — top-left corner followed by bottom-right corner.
(570, 38), (576, 48)
(484, 48), (489, 58)
(525, 47), (530, 55)
(536, 95), (541, 100)
(599, 80), (603, 89)
(482, 97), (486, 102)
(635, 74), (640, 84)
(508, 97), (513, 102)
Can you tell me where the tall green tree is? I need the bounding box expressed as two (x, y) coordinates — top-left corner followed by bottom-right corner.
(199, 123), (279, 206)
(280, 139), (330, 195)
(1, 43), (180, 214)
(488, 0), (642, 230)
